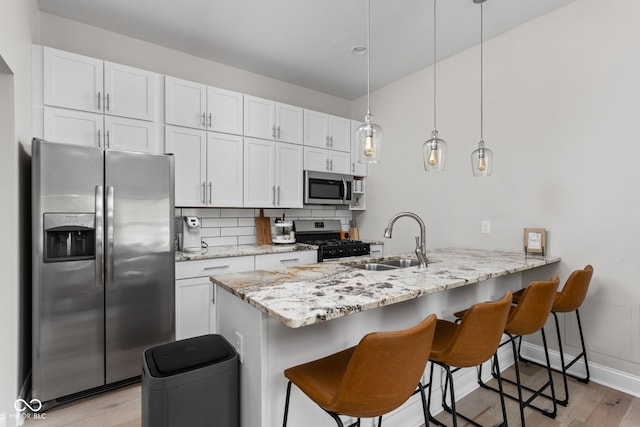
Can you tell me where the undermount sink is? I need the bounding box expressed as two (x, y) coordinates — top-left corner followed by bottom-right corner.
(348, 258), (419, 271)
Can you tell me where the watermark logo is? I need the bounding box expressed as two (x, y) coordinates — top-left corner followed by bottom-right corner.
(14, 398), (42, 413)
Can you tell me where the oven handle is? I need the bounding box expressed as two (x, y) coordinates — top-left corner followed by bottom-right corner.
(341, 178), (347, 204)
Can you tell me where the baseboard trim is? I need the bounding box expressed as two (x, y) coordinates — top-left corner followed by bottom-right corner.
(520, 341), (640, 399)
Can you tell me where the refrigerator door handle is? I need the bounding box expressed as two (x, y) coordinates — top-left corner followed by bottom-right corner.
(95, 185), (104, 288)
(106, 186), (115, 287)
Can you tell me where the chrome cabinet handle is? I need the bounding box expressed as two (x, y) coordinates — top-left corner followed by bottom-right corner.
(272, 126), (276, 138)
(204, 265), (230, 271)
(106, 130), (110, 148)
(208, 113), (212, 128)
(95, 185), (104, 288)
(98, 91), (101, 110)
(106, 93), (110, 111)
(352, 163), (355, 173)
(208, 181), (212, 204)
(329, 159), (334, 171)
(325, 159), (330, 170)
(277, 185), (281, 205)
(97, 129), (101, 147)
(326, 135), (330, 147)
(277, 126), (281, 139)
(280, 258), (300, 263)
(202, 181), (206, 204)
(202, 112), (206, 127)
(329, 136), (333, 147)
(341, 178), (346, 204)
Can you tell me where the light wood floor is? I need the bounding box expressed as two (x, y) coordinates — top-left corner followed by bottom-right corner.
(25, 363), (640, 426)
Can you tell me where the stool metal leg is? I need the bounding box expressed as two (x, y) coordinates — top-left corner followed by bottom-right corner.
(283, 381), (292, 427)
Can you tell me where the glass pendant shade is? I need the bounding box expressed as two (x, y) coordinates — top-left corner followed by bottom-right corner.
(471, 140), (493, 176)
(423, 129), (447, 172)
(357, 114), (383, 164)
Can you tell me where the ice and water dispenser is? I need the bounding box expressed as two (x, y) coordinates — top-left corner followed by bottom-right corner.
(43, 213), (96, 262)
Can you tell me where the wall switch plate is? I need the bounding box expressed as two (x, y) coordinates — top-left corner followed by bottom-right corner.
(481, 220), (491, 234)
(234, 331), (244, 363)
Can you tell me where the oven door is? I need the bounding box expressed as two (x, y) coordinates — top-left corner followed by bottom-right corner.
(304, 171), (354, 205)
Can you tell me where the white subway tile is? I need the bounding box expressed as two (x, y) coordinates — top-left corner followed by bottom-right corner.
(181, 208), (221, 218)
(221, 226), (256, 237)
(220, 208), (255, 218)
(238, 235), (258, 245)
(202, 217), (237, 228)
(334, 209), (353, 218)
(312, 210), (335, 217)
(200, 228), (221, 238)
(238, 217), (256, 227)
(203, 236), (238, 247)
(287, 209), (312, 217)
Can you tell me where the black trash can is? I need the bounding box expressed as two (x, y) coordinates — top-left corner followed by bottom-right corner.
(142, 334), (239, 427)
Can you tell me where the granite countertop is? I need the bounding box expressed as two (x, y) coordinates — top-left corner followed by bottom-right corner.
(211, 248), (560, 328)
(175, 243), (318, 261)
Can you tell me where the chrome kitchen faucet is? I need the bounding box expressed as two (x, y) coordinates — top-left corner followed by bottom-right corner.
(383, 212), (428, 268)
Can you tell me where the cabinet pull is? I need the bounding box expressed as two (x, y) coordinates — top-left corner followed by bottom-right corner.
(272, 125), (276, 138)
(202, 181), (206, 204)
(204, 265), (230, 271)
(277, 126), (281, 139)
(280, 258), (300, 263)
(352, 163), (355, 173)
(272, 185), (276, 206)
(106, 93), (110, 111)
(97, 129), (101, 147)
(208, 181), (212, 204)
(97, 91), (101, 110)
(202, 112), (206, 127)
(106, 130), (110, 148)
(329, 136), (333, 147)
(277, 185), (281, 205)
(329, 159), (334, 171)
(208, 113), (212, 128)
(326, 135), (330, 147)
(325, 159), (330, 170)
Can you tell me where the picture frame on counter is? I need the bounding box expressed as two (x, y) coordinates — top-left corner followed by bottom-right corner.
(524, 227), (546, 256)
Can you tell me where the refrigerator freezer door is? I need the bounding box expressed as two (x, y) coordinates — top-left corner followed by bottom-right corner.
(32, 140), (105, 402)
(104, 150), (175, 383)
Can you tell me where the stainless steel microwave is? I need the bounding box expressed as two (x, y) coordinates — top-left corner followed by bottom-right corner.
(304, 170), (354, 205)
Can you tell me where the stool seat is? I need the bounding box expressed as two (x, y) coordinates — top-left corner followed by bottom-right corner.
(283, 314), (437, 426)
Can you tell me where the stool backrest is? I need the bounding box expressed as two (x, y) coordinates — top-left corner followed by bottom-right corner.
(553, 265), (594, 312)
(330, 314), (437, 418)
(439, 292), (513, 368)
(505, 277), (560, 336)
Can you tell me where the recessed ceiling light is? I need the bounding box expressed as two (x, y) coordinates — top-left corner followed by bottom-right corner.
(351, 45), (367, 55)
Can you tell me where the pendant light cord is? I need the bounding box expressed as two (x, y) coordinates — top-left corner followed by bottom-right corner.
(367, 0), (371, 116)
(433, 0), (437, 129)
(480, 1), (484, 141)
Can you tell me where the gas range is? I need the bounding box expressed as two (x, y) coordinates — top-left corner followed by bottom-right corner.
(294, 220), (370, 262)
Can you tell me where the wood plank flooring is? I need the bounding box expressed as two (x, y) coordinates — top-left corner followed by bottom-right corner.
(25, 363), (638, 426)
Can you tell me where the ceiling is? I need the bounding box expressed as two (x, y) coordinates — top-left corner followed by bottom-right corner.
(37, 0), (574, 100)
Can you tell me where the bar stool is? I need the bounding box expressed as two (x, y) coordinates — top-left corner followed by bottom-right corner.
(515, 265), (594, 406)
(282, 314), (437, 427)
(471, 277), (560, 427)
(427, 292), (513, 427)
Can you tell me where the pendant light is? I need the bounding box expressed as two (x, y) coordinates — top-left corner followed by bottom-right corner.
(423, 0), (447, 172)
(357, 0), (383, 164)
(471, 0), (494, 176)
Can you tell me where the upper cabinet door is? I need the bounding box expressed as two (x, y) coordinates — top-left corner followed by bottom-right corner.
(304, 109), (329, 149)
(165, 76), (207, 130)
(165, 125), (207, 207)
(244, 137), (276, 207)
(207, 132), (243, 207)
(104, 62), (156, 121)
(43, 106), (102, 148)
(43, 47), (103, 113)
(104, 116), (156, 153)
(207, 87), (243, 135)
(244, 95), (275, 140)
(350, 120), (368, 176)
(275, 142), (303, 208)
(275, 103), (303, 145)
(328, 115), (351, 152)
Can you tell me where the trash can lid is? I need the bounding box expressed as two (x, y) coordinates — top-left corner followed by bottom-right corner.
(147, 334), (233, 377)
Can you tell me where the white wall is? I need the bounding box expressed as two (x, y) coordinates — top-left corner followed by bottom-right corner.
(39, 13), (351, 117)
(0, 0), (40, 423)
(353, 0), (640, 376)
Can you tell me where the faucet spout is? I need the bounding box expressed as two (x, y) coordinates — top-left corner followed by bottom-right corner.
(383, 212), (428, 268)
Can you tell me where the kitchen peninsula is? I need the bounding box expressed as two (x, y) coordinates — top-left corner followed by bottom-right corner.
(213, 248), (560, 427)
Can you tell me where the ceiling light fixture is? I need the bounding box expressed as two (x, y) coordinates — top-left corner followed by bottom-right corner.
(423, 0), (447, 172)
(356, 0), (383, 164)
(471, 0), (493, 176)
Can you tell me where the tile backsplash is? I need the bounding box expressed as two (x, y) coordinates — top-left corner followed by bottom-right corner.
(175, 206), (353, 247)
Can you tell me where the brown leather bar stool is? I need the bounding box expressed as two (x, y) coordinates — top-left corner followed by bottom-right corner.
(427, 292), (513, 427)
(515, 265), (594, 406)
(282, 314), (437, 427)
(470, 277), (560, 427)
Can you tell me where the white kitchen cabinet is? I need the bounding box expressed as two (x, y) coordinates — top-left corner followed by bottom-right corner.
(175, 255), (254, 339)
(43, 47), (156, 121)
(254, 251), (317, 270)
(350, 120), (368, 176)
(44, 106), (156, 152)
(303, 147), (351, 175)
(165, 76), (243, 135)
(166, 126), (243, 207)
(244, 138), (303, 208)
(244, 95), (303, 144)
(304, 110), (350, 152)
(350, 177), (366, 211)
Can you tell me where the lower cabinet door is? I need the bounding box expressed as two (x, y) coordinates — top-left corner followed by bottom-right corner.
(175, 277), (212, 340)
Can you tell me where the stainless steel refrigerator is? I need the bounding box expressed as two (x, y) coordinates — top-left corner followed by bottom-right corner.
(31, 138), (175, 405)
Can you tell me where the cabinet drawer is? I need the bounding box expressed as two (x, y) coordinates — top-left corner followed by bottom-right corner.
(176, 255), (254, 279)
(369, 244), (384, 256)
(254, 251), (317, 270)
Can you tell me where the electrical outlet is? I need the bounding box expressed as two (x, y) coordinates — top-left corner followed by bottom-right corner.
(481, 220), (491, 234)
(234, 331), (244, 363)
